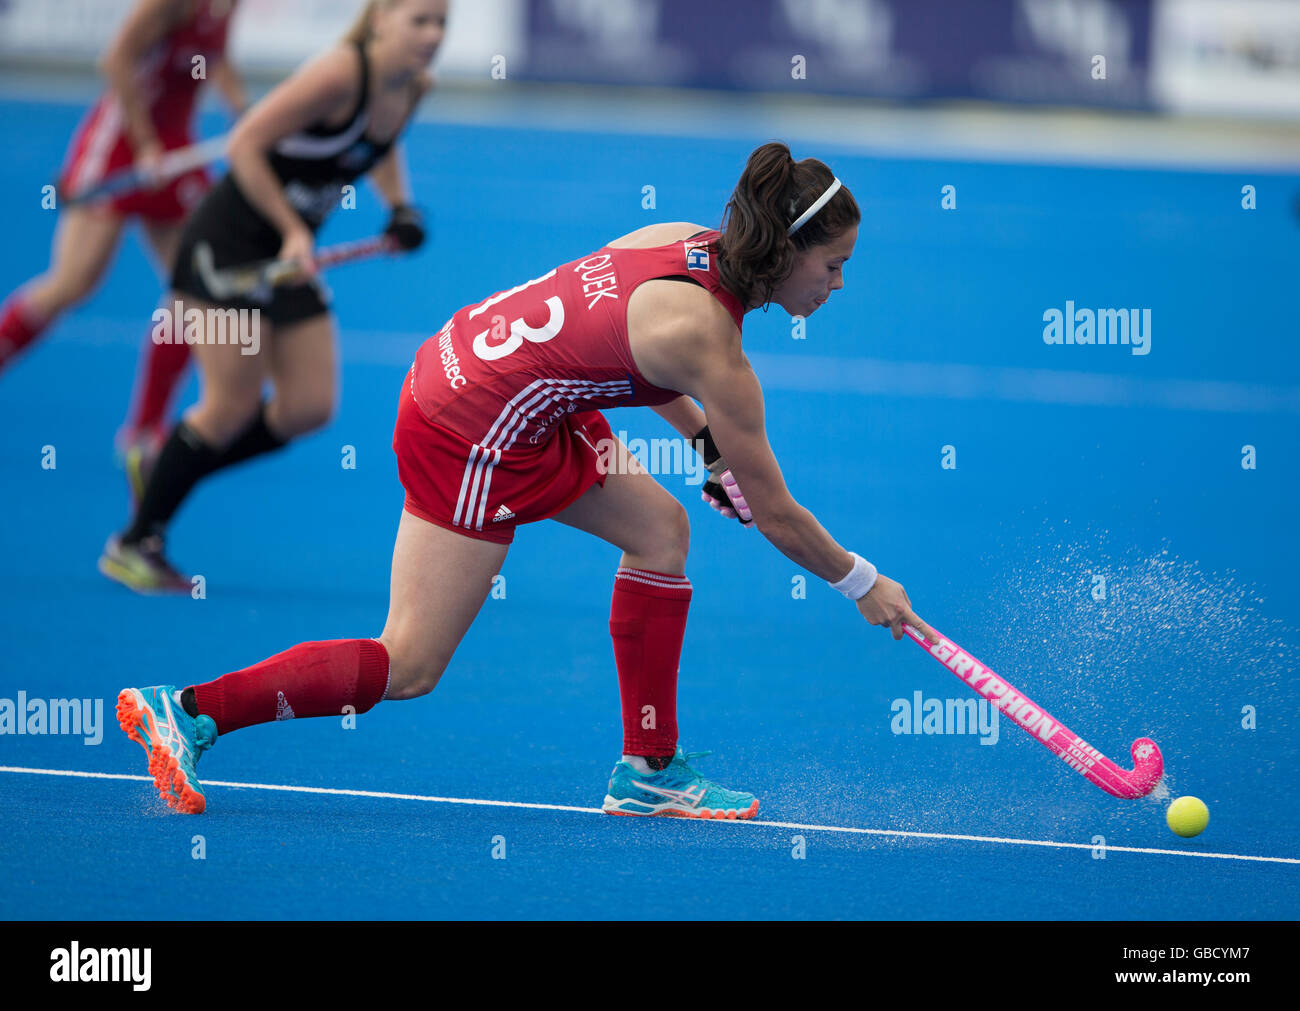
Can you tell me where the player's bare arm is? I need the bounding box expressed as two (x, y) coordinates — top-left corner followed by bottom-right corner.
(648, 396), (707, 439)
(631, 280), (936, 641)
(226, 46), (360, 265)
(210, 57), (250, 117)
(368, 144), (428, 252)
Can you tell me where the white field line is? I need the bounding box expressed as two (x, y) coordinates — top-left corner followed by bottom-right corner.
(3, 765), (1297, 867)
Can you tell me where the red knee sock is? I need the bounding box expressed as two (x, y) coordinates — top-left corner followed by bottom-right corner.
(0, 293), (49, 370)
(190, 639), (390, 736)
(128, 333), (191, 436)
(610, 567), (691, 758)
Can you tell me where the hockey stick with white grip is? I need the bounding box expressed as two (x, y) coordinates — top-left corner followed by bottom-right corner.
(192, 234), (398, 301)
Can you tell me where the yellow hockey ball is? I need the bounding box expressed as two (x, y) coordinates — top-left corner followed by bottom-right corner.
(1166, 796), (1209, 838)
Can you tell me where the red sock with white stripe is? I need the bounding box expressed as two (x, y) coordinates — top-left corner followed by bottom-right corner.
(0, 293), (50, 371)
(610, 566), (691, 762)
(187, 639), (390, 736)
(128, 333), (191, 437)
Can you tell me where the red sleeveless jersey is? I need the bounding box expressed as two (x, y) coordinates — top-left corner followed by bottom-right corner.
(410, 230), (743, 447)
(135, 0), (236, 130)
(59, 0), (236, 217)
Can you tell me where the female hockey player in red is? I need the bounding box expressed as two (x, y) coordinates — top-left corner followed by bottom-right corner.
(115, 141), (939, 816)
(99, 0), (439, 591)
(0, 0), (245, 458)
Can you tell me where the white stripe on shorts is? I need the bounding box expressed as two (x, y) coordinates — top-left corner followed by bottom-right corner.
(454, 376), (631, 531)
(69, 97), (123, 194)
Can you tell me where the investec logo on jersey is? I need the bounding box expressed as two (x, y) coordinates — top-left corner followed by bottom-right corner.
(573, 254), (620, 309)
(927, 639), (1058, 742)
(435, 318), (466, 389)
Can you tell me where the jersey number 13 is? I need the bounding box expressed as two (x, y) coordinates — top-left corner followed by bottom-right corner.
(468, 269), (565, 362)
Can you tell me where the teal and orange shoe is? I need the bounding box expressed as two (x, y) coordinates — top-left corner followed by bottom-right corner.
(116, 686), (217, 814)
(602, 747), (759, 820)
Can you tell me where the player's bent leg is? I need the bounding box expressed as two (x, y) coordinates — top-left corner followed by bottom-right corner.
(167, 311), (334, 489)
(554, 442), (693, 761)
(120, 640), (385, 814)
(264, 313), (338, 439)
(183, 295), (268, 447)
(552, 438), (690, 575)
(0, 208), (124, 369)
(115, 510), (507, 813)
(119, 312), (191, 504)
(552, 438), (758, 820)
(183, 305), (296, 474)
(379, 508), (510, 700)
(101, 298), (268, 593)
(25, 206), (126, 317)
(119, 221), (192, 455)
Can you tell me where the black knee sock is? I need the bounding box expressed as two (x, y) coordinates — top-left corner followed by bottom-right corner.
(210, 402), (288, 474)
(121, 407), (289, 546)
(121, 421), (221, 545)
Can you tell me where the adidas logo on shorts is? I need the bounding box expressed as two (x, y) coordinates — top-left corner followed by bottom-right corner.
(492, 504), (516, 523)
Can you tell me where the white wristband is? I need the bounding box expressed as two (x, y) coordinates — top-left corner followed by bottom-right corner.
(830, 552), (878, 600)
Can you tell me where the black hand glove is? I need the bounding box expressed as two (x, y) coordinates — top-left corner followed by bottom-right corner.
(385, 204), (426, 251)
(693, 425), (752, 526)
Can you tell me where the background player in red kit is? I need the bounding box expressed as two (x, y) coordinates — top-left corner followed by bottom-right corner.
(115, 142), (939, 816)
(0, 0), (245, 457)
(99, 0), (438, 592)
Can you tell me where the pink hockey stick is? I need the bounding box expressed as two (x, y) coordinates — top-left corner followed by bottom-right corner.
(902, 623), (1163, 799)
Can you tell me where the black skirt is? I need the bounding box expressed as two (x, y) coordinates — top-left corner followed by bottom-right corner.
(170, 175), (331, 326)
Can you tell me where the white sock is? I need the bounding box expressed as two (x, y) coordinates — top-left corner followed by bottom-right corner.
(622, 754), (653, 775)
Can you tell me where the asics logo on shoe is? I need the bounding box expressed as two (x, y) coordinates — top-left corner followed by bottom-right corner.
(635, 781), (706, 807)
(275, 691), (295, 721)
(153, 691), (188, 757)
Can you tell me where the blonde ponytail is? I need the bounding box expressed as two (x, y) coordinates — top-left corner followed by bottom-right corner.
(342, 0), (382, 44)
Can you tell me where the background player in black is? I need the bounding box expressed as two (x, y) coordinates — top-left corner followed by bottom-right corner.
(101, 0), (447, 592)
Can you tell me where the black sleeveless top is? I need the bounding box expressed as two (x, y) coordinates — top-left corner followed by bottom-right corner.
(214, 41), (411, 239)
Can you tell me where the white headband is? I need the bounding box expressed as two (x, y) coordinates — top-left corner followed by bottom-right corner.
(787, 177), (842, 236)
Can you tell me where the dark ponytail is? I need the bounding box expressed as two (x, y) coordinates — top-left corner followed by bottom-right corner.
(716, 141), (860, 310)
